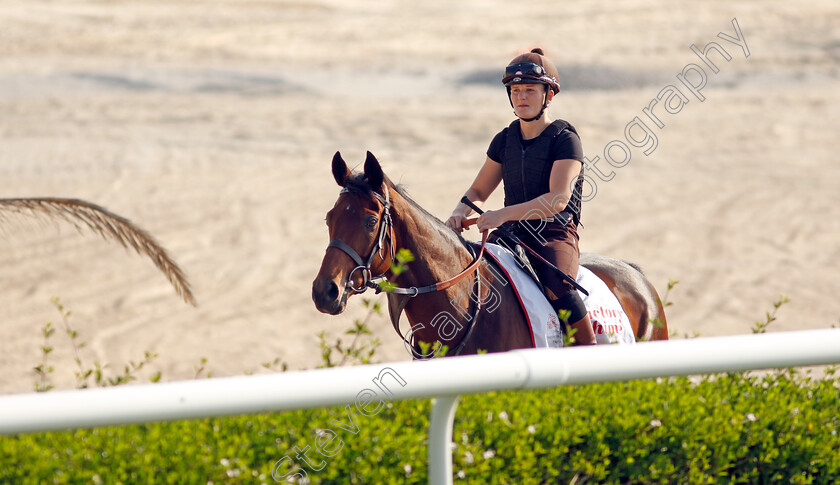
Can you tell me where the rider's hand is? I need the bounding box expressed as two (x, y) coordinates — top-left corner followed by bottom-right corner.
(445, 214), (466, 233)
(476, 209), (508, 233)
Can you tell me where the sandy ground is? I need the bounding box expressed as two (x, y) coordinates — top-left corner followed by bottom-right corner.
(0, 0), (838, 393)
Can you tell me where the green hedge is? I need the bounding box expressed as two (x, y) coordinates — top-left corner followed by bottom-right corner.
(2, 369), (838, 484)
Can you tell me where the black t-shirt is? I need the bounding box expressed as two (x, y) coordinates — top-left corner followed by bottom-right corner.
(487, 127), (584, 164)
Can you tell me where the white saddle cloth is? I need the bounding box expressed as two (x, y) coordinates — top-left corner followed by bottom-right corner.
(481, 243), (636, 347)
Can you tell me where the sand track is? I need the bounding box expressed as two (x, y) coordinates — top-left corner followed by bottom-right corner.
(0, 0), (838, 393)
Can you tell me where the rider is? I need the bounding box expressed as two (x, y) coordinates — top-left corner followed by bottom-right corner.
(445, 47), (597, 346)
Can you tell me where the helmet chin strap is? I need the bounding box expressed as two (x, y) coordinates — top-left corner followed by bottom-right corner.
(518, 106), (546, 122)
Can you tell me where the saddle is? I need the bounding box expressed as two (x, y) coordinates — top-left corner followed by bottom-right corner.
(488, 232), (548, 299)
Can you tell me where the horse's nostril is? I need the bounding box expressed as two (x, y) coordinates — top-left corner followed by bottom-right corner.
(326, 281), (340, 302)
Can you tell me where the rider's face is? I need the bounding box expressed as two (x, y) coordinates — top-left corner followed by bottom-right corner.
(509, 84), (550, 119)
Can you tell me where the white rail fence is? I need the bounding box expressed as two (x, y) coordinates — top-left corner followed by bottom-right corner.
(2, 329), (840, 484)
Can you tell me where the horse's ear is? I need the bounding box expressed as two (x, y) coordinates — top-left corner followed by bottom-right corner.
(363, 151), (384, 192)
(332, 151), (350, 187)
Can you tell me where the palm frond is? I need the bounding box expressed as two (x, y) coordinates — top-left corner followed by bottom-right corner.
(0, 198), (196, 305)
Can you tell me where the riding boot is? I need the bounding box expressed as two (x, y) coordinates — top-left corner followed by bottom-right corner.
(568, 314), (597, 346)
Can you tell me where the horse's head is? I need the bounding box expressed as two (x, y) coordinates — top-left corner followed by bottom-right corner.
(312, 151), (396, 314)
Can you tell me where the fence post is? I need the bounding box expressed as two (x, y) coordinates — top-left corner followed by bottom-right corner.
(428, 394), (460, 485)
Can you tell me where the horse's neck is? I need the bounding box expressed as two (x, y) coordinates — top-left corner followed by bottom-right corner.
(389, 196), (473, 288)
(386, 193), (479, 350)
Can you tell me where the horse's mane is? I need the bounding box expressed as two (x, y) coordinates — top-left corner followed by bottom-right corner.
(342, 173), (473, 252)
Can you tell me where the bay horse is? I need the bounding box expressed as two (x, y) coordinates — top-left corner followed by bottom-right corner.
(312, 151), (667, 358)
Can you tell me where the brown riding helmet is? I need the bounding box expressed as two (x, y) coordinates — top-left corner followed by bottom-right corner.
(502, 48), (561, 94)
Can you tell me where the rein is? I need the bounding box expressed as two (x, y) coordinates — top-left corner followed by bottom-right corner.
(382, 227), (488, 297)
(327, 188), (489, 356)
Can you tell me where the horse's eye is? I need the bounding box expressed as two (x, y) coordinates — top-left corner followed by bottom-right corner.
(365, 216), (378, 229)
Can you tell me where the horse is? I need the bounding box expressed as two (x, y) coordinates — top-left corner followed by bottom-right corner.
(312, 151), (667, 358)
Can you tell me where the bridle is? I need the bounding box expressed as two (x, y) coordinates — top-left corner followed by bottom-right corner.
(327, 187), (396, 294)
(327, 186), (488, 297)
(326, 186), (489, 355)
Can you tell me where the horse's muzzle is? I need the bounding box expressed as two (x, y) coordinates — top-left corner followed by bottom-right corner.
(312, 278), (347, 315)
